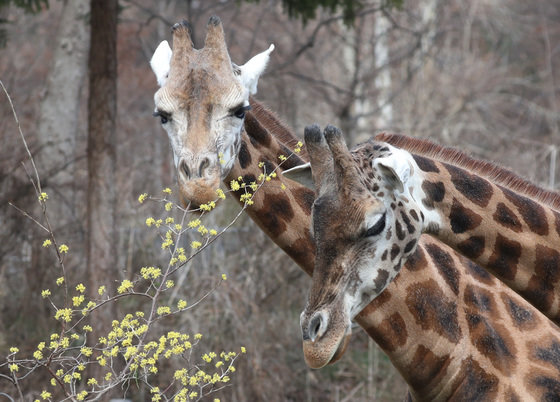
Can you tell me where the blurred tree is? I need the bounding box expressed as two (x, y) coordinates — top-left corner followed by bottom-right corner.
(245, 0), (403, 23)
(86, 0), (118, 373)
(0, 0), (48, 46)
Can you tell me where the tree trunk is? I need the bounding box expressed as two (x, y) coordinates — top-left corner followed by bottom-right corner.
(87, 0), (118, 361)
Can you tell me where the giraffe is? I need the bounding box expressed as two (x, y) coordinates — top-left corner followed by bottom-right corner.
(287, 129), (560, 324)
(149, 19), (560, 399)
(293, 124), (560, 399)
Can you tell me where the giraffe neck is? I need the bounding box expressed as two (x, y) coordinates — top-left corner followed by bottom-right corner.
(225, 103), (560, 399)
(392, 140), (560, 323)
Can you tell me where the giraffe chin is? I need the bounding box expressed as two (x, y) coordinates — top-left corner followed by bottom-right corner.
(178, 177), (222, 210)
(302, 330), (351, 369)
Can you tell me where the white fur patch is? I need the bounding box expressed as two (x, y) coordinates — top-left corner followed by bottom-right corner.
(150, 40), (172, 87)
(239, 44), (275, 95)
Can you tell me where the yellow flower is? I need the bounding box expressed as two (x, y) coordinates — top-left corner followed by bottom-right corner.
(194, 333), (202, 340)
(165, 217), (174, 224)
(241, 346), (247, 353)
(230, 180), (241, 191)
(87, 378), (98, 386)
(117, 279), (133, 294)
(41, 289), (51, 298)
(42, 239), (52, 247)
(146, 217), (156, 227)
(38, 192), (48, 202)
(187, 219), (201, 228)
(59, 244), (69, 254)
(281, 183), (287, 190)
(165, 280), (174, 289)
(105, 372), (112, 381)
(98, 285), (106, 296)
(56, 277), (64, 286)
(216, 188), (226, 199)
(76, 283), (86, 293)
(162, 187), (172, 194)
(222, 273), (227, 281)
(157, 306), (171, 316)
(40, 390), (51, 400)
(165, 202), (173, 211)
(81, 347), (93, 357)
(191, 241), (202, 249)
(33, 350), (43, 360)
(72, 295), (85, 307)
(54, 308), (72, 323)
(9, 363), (18, 372)
(9, 347), (18, 353)
(83, 325), (92, 332)
(177, 299), (187, 309)
(138, 193), (148, 203)
(77, 391), (87, 401)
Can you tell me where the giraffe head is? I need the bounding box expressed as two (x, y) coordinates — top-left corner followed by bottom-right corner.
(285, 125), (423, 369)
(150, 17), (274, 207)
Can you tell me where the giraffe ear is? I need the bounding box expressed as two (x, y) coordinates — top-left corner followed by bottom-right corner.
(237, 44), (275, 95)
(150, 40), (172, 87)
(283, 162), (314, 190)
(373, 153), (410, 193)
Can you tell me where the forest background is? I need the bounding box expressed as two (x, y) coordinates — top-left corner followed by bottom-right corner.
(0, 0), (559, 400)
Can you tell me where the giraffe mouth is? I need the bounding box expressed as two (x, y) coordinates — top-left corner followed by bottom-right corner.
(177, 176), (222, 210)
(302, 327), (352, 369)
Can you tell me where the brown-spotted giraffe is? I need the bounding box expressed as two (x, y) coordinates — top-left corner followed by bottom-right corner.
(148, 18), (560, 399)
(293, 124), (560, 399)
(288, 129), (560, 324)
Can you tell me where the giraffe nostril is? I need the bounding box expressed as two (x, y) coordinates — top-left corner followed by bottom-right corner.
(179, 159), (191, 180)
(198, 157), (210, 178)
(308, 311), (326, 343)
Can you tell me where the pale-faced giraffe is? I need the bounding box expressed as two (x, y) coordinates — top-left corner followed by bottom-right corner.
(293, 124), (560, 399)
(149, 19), (560, 399)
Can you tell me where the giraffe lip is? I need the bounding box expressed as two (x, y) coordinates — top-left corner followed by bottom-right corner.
(302, 326), (352, 369)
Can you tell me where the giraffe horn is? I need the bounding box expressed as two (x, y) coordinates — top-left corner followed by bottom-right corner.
(323, 125), (362, 190)
(203, 16), (231, 66)
(168, 20), (194, 82)
(303, 124), (334, 195)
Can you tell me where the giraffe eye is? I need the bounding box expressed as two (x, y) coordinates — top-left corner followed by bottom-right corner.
(232, 105), (251, 119)
(153, 110), (171, 125)
(364, 213), (386, 237)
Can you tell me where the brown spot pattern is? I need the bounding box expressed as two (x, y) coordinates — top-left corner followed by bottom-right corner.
(457, 235), (486, 260)
(501, 293), (536, 329)
(404, 246), (427, 272)
(465, 259), (494, 284)
(421, 180), (445, 209)
(413, 155), (440, 172)
(502, 187), (549, 236)
(521, 244), (560, 313)
(448, 198), (483, 234)
(466, 312), (517, 374)
(406, 345), (450, 391)
(487, 233), (521, 281)
(425, 243), (460, 295)
(375, 312), (408, 352)
(464, 285), (495, 313)
(450, 358), (498, 400)
(259, 193), (294, 238)
(406, 279), (461, 343)
(446, 163), (493, 207)
(493, 202), (522, 232)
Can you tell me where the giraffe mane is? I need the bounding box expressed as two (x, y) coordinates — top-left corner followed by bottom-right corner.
(250, 99), (309, 161)
(375, 132), (560, 211)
